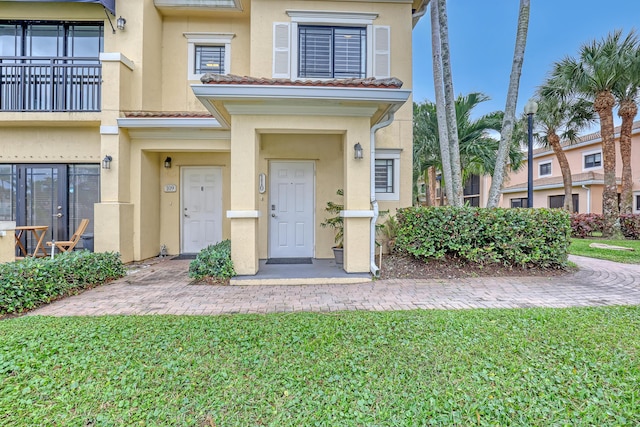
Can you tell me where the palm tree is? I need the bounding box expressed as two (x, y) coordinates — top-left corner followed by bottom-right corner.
(613, 41), (640, 214)
(487, 0), (531, 207)
(413, 101), (441, 205)
(530, 85), (596, 211)
(550, 30), (638, 236)
(435, 0), (463, 206)
(413, 93), (524, 203)
(429, 0), (454, 205)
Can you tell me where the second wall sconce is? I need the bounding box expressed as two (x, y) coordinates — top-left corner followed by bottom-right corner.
(354, 143), (364, 160)
(164, 157), (172, 168)
(102, 155), (113, 169)
(117, 16), (126, 31)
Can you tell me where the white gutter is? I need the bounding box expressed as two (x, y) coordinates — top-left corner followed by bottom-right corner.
(582, 185), (591, 213)
(369, 112), (395, 277)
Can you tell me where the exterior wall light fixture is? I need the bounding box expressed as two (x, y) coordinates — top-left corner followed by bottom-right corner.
(164, 157), (172, 168)
(117, 16), (126, 31)
(354, 143), (363, 160)
(102, 155), (113, 169)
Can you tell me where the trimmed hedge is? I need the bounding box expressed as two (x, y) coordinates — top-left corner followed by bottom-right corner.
(189, 239), (236, 280)
(0, 251), (126, 315)
(395, 206), (570, 268)
(570, 213), (640, 239)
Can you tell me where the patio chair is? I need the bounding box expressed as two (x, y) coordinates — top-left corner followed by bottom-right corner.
(46, 219), (90, 253)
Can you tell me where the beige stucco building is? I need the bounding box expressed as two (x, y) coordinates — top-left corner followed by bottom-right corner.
(0, 0), (428, 275)
(501, 121), (640, 213)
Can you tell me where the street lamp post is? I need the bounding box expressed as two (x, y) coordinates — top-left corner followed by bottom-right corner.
(524, 99), (538, 208)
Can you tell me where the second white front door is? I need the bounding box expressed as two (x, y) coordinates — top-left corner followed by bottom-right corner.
(182, 167), (223, 253)
(269, 161), (315, 258)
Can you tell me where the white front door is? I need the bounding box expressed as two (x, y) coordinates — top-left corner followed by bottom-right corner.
(182, 167), (223, 253)
(269, 161), (315, 258)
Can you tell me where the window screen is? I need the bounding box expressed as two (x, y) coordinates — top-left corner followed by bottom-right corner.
(195, 45), (225, 74)
(375, 159), (394, 193)
(298, 26), (365, 78)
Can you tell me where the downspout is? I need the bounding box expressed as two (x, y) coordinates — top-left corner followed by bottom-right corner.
(581, 185), (591, 213)
(370, 112), (395, 277)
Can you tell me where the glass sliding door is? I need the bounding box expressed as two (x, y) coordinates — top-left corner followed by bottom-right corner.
(8, 163), (99, 255)
(17, 165), (67, 253)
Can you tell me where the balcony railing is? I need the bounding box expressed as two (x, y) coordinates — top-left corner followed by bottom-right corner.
(0, 57), (101, 112)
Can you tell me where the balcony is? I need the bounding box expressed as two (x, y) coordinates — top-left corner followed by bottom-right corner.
(0, 57), (101, 113)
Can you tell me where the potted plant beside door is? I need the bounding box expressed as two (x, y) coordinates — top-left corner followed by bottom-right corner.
(320, 189), (344, 265)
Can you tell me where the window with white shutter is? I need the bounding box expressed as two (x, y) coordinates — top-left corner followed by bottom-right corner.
(273, 22), (291, 78)
(373, 25), (390, 78)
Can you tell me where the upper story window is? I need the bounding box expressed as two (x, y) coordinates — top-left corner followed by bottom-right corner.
(0, 21), (103, 59)
(298, 26), (366, 79)
(538, 160), (552, 177)
(583, 151), (602, 170)
(194, 45), (225, 75)
(184, 33), (234, 80)
(274, 11), (389, 80)
(0, 21), (103, 112)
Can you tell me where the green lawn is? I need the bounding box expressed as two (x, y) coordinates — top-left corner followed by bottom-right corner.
(569, 238), (640, 263)
(1, 309), (639, 426)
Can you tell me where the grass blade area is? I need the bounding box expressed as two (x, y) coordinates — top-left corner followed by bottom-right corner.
(1, 309), (639, 426)
(569, 238), (640, 263)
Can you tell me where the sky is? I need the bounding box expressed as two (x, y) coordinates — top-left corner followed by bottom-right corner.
(411, 0), (640, 126)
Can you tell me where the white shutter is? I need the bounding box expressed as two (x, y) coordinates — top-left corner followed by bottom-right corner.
(273, 22), (291, 78)
(373, 25), (390, 78)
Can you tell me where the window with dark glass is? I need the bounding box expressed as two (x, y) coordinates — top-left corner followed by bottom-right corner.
(548, 194), (579, 212)
(510, 197), (528, 208)
(462, 174), (480, 206)
(195, 45), (225, 74)
(375, 159), (394, 193)
(636, 195), (640, 212)
(0, 21), (103, 112)
(298, 26), (366, 78)
(584, 152), (602, 169)
(539, 162), (551, 176)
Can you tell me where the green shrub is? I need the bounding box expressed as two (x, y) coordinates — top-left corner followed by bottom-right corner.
(188, 240), (236, 280)
(0, 251), (126, 315)
(395, 206), (570, 268)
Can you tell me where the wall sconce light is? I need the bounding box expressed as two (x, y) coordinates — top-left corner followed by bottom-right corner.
(117, 16), (126, 31)
(354, 142), (363, 160)
(164, 157), (172, 168)
(102, 155), (113, 169)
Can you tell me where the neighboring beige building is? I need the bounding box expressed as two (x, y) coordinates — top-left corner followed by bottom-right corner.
(0, 0), (428, 275)
(501, 121), (640, 213)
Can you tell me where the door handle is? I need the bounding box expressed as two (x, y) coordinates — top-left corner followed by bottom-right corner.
(55, 213), (63, 218)
(271, 213), (276, 218)
(184, 214), (190, 218)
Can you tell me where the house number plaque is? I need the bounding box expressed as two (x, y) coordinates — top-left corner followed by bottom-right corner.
(164, 184), (177, 193)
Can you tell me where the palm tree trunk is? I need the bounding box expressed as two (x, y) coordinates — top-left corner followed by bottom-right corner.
(548, 132), (573, 211)
(428, 166), (437, 206)
(618, 100), (637, 215)
(487, 0), (530, 207)
(437, 0), (463, 206)
(594, 91), (621, 237)
(430, 0), (454, 205)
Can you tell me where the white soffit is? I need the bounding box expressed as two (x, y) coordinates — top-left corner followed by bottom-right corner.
(154, 0), (242, 11)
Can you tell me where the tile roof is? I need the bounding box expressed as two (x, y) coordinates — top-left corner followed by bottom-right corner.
(532, 120), (640, 156)
(200, 73), (404, 88)
(503, 171), (608, 191)
(123, 111), (213, 118)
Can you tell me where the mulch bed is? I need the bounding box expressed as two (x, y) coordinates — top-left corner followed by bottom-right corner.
(378, 253), (573, 280)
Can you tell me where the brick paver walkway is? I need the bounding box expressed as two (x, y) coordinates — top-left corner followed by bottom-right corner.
(28, 255), (640, 316)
